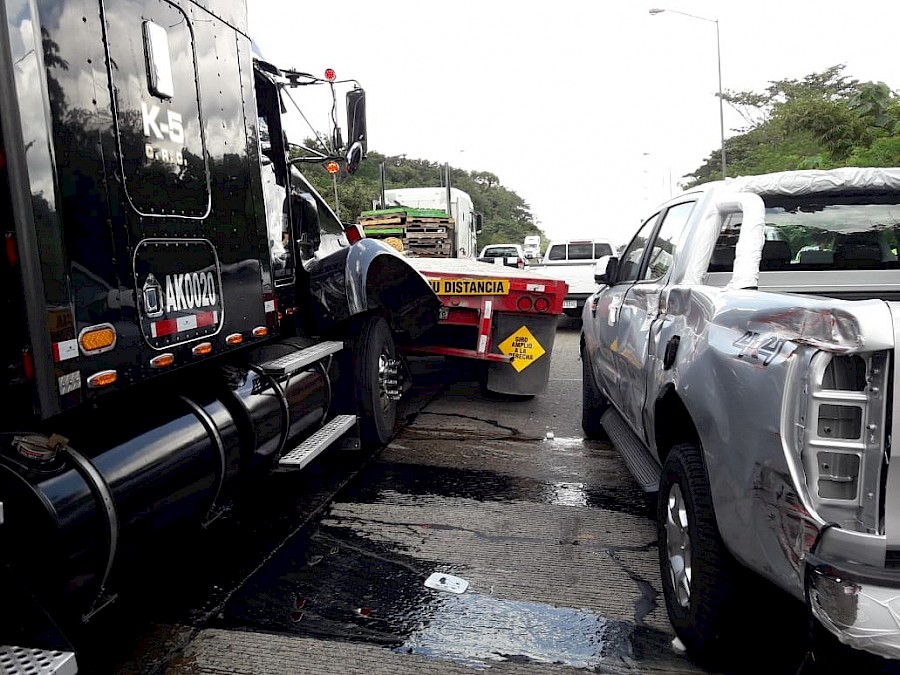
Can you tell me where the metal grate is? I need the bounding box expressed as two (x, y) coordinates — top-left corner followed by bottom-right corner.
(0, 647), (78, 675)
(260, 341), (343, 376)
(278, 415), (357, 469)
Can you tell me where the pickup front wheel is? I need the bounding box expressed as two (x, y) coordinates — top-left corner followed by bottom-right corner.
(580, 342), (609, 440)
(658, 442), (740, 668)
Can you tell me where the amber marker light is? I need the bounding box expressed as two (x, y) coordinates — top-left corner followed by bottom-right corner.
(87, 370), (117, 388)
(225, 333), (244, 345)
(192, 342), (213, 357)
(150, 353), (175, 369)
(79, 324), (116, 354)
(325, 160), (340, 175)
(252, 326), (268, 338)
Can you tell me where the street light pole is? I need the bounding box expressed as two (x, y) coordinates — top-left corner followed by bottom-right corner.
(649, 8), (726, 179)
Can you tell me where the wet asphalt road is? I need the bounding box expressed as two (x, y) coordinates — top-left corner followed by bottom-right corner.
(70, 317), (873, 675)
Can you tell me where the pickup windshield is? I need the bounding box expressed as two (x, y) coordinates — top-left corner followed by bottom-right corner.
(546, 242), (612, 261)
(483, 247), (519, 257)
(709, 195), (900, 272)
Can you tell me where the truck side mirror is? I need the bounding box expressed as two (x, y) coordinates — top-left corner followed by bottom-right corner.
(596, 256), (618, 285)
(474, 213), (483, 234)
(346, 88), (367, 154)
(344, 88), (366, 175)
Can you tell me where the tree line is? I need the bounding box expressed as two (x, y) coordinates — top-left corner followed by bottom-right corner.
(686, 64), (900, 185)
(294, 149), (546, 250)
(297, 63), (897, 251)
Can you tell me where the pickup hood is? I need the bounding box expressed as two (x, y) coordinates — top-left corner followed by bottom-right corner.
(530, 261), (599, 295)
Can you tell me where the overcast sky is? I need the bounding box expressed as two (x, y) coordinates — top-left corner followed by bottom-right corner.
(248, 1), (900, 246)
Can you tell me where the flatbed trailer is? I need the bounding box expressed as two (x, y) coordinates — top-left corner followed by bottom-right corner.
(404, 258), (568, 396)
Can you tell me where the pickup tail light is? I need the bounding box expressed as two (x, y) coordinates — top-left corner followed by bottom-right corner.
(799, 350), (889, 534)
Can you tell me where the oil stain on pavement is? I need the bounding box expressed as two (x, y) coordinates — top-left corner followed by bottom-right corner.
(212, 417), (701, 674)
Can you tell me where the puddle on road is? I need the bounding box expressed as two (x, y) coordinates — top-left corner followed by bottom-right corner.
(395, 591), (631, 670)
(216, 522), (663, 672)
(341, 459), (652, 519)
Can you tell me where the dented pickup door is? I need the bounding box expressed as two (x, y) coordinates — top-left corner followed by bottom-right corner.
(610, 202), (696, 439)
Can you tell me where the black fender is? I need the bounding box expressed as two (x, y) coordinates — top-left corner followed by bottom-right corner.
(306, 238), (440, 341)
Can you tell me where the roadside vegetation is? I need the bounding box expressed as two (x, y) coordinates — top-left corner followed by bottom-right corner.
(298, 149), (546, 248)
(687, 64), (900, 185)
(298, 64), (899, 249)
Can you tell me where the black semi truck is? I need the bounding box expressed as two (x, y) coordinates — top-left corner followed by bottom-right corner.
(0, 0), (439, 669)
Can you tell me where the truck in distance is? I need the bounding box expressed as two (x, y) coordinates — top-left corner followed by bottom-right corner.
(359, 186), (483, 258)
(523, 235), (542, 260)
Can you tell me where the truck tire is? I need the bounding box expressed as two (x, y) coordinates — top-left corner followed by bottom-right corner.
(351, 316), (398, 449)
(657, 442), (740, 668)
(580, 342), (609, 439)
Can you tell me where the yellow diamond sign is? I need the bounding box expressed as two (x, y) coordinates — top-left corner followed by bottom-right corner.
(497, 325), (546, 372)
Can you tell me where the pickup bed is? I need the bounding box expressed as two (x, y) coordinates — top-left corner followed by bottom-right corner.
(580, 167), (900, 668)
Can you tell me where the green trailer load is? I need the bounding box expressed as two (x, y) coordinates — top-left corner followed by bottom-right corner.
(358, 207), (456, 257)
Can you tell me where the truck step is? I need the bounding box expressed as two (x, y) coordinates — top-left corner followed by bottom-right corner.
(260, 341), (343, 377)
(601, 408), (661, 492)
(277, 414), (357, 469)
(0, 646), (78, 675)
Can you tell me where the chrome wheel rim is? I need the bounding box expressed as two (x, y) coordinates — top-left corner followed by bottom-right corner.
(378, 352), (401, 411)
(664, 483), (692, 608)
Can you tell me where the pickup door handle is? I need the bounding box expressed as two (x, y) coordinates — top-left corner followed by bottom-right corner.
(663, 336), (680, 370)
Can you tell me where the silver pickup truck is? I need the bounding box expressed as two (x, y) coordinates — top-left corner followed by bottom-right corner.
(580, 167), (900, 668)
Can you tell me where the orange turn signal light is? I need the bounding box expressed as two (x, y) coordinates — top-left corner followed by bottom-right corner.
(225, 333), (244, 345)
(150, 353), (175, 369)
(87, 370), (117, 389)
(192, 342), (213, 357)
(252, 326), (268, 338)
(80, 325), (116, 354)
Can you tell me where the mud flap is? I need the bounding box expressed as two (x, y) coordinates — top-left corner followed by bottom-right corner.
(485, 313), (559, 396)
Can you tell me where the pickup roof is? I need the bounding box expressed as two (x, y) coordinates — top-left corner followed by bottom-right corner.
(531, 238), (615, 316)
(581, 167), (900, 668)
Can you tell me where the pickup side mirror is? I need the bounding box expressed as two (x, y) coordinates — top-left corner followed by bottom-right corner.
(596, 256), (618, 285)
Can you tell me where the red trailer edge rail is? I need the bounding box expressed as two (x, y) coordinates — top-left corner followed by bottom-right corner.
(403, 259), (568, 396)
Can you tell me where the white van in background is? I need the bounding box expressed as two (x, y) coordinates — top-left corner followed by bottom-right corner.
(523, 235), (542, 260)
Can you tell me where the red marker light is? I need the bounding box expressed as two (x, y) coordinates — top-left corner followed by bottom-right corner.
(6, 233), (17, 266)
(324, 68), (336, 82)
(325, 160), (340, 174)
(345, 223), (365, 244)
